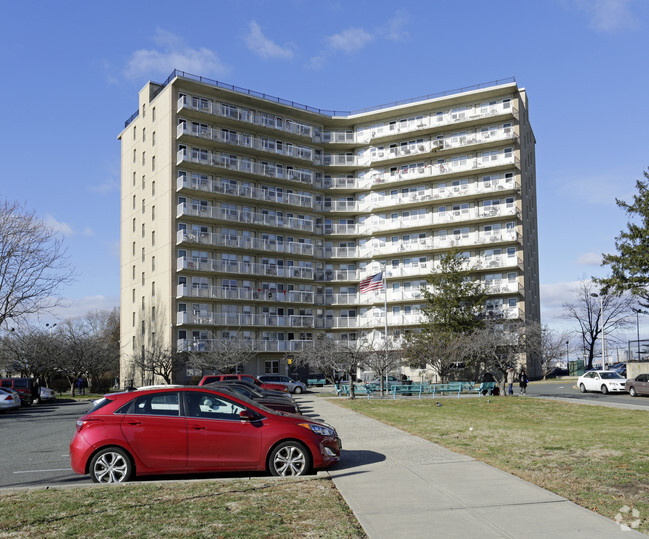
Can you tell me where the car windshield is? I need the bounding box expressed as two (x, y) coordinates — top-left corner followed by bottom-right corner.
(600, 372), (624, 379)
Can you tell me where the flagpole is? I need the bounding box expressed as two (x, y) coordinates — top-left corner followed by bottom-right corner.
(383, 271), (388, 389)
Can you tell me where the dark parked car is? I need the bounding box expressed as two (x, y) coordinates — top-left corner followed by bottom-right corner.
(198, 374), (287, 392)
(626, 374), (649, 397)
(204, 382), (301, 414)
(70, 386), (340, 483)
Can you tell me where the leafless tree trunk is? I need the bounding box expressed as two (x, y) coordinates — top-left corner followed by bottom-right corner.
(0, 200), (75, 326)
(562, 279), (635, 370)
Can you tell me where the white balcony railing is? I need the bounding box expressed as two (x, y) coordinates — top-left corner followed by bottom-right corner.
(178, 257), (314, 280)
(177, 285), (315, 303)
(177, 204), (314, 234)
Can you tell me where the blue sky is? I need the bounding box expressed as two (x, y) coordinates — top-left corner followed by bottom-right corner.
(2, 0), (648, 341)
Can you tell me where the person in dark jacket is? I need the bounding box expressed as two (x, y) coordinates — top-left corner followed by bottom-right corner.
(519, 369), (529, 395)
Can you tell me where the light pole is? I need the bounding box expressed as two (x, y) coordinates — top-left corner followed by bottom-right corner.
(634, 308), (641, 361)
(590, 293), (605, 368)
(565, 340), (569, 372)
(46, 323), (57, 337)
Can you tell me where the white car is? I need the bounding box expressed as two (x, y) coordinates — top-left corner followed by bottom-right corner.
(39, 386), (56, 402)
(0, 387), (21, 412)
(577, 370), (628, 394)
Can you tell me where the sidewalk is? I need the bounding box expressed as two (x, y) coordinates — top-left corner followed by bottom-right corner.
(298, 392), (644, 538)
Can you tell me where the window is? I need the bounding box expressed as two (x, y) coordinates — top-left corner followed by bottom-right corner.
(133, 172), (136, 186)
(142, 104), (146, 118)
(152, 281), (156, 296)
(151, 231), (155, 246)
(132, 289), (135, 302)
(132, 195), (136, 210)
(142, 151), (146, 166)
(132, 218), (136, 232)
(141, 199), (145, 214)
(151, 156), (156, 171)
(152, 107), (156, 122)
(132, 242), (135, 256)
(142, 128), (146, 142)
(122, 393), (181, 417)
(132, 265), (135, 279)
(152, 181), (156, 196)
(133, 149), (136, 163)
(152, 256), (156, 271)
(141, 223), (145, 238)
(142, 175), (145, 189)
(152, 131), (156, 146)
(152, 205), (156, 221)
(141, 247), (145, 262)
(141, 272), (145, 286)
(185, 392), (245, 420)
(265, 360), (279, 374)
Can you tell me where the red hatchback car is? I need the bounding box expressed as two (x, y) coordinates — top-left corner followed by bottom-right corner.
(70, 386), (340, 483)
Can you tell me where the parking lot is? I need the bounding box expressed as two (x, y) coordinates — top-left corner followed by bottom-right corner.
(1, 382), (648, 490)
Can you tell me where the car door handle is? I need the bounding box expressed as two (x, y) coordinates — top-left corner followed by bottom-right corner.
(190, 425), (206, 430)
(125, 421), (143, 426)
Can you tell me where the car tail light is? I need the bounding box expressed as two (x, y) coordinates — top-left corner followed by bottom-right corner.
(76, 418), (104, 432)
(1, 394), (12, 401)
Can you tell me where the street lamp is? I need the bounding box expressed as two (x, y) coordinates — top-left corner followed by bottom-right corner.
(633, 308), (641, 361)
(590, 293), (605, 368)
(46, 323), (57, 337)
(565, 340), (569, 372)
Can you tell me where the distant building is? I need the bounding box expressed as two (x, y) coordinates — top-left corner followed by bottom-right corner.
(118, 70), (540, 385)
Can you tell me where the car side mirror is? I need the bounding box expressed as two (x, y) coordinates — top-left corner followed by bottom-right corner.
(239, 409), (260, 421)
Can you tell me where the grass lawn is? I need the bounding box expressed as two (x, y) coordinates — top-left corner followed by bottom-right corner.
(0, 476), (365, 538)
(337, 396), (649, 534)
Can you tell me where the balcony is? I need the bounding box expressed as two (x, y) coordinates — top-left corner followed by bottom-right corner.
(176, 203), (314, 233)
(177, 122), (315, 163)
(177, 311), (315, 328)
(178, 96), (314, 139)
(432, 205), (517, 226)
(176, 230), (314, 256)
(177, 149), (314, 186)
(177, 257), (315, 280)
(361, 104), (518, 143)
(177, 338), (314, 353)
(176, 175), (313, 209)
(177, 285), (315, 303)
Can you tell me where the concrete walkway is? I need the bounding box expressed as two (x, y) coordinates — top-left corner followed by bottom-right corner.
(298, 392), (644, 538)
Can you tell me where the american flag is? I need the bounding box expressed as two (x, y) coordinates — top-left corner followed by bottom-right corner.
(360, 272), (384, 293)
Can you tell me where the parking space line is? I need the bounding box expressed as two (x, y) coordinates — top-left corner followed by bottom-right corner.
(13, 468), (71, 474)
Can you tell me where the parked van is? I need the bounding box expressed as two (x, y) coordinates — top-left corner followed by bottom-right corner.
(0, 378), (39, 406)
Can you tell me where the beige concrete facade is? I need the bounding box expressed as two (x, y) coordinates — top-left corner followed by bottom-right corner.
(118, 71), (540, 385)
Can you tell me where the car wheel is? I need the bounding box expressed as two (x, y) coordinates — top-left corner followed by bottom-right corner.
(293, 386), (303, 394)
(268, 441), (311, 477)
(601, 384), (608, 395)
(579, 383), (587, 393)
(89, 447), (133, 483)
(629, 386), (637, 397)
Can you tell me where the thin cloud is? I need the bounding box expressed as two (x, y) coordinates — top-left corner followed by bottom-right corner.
(45, 214), (74, 237)
(327, 27), (373, 53)
(124, 29), (229, 80)
(570, 0), (639, 33)
(87, 178), (120, 196)
(245, 21), (295, 59)
(576, 252), (602, 266)
(384, 10), (411, 42)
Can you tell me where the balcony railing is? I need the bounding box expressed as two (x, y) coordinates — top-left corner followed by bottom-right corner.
(178, 95), (314, 138)
(178, 257), (315, 280)
(177, 203), (314, 233)
(177, 285), (315, 303)
(319, 155), (518, 190)
(176, 230), (314, 256)
(177, 150), (314, 185)
(177, 312), (315, 328)
(177, 122), (315, 162)
(177, 338), (314, 353)
(360, 104), (518, 143)
(177, 175), (313, 209)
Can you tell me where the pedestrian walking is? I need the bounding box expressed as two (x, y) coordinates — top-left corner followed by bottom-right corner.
(519, 368), (529, 395)
(506, 367), (515, 395)
(76, 377), (85, 395)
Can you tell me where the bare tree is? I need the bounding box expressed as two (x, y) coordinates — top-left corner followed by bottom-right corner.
(188, 330), (257, 376)
(405, 330), (475, 384)
(362, 336), (403, 394)
(133, 305), (183, 385)
(0, 200), (75, 326)
(562, 279), (635, 370)
(525, 322), (571, 378)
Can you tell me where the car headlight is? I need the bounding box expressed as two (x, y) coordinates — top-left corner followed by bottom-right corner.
(298, 422), (335, 437)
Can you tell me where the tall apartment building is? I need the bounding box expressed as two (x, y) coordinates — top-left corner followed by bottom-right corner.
(119, 70), (540, 384)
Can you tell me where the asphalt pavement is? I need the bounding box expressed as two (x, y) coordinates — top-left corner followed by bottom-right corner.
(299, 389), (646, 538)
